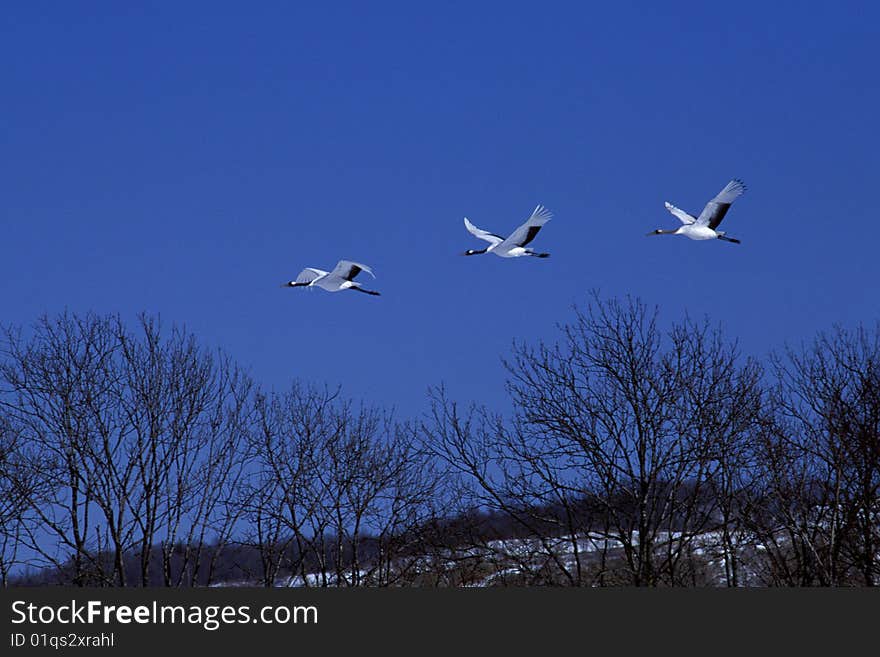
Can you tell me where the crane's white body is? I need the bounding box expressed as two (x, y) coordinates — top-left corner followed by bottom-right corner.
(668, 222), (719, 241)
(463, 205), (553, 258)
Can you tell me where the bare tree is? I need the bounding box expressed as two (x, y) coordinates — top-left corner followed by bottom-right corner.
(745, 325), (880, 586)
(238, 384), (340, 586)
(0, 312), (253, 586)
(1, 313), (123, 584)
(114, 314), (254, 586)
(315, 407), (439, 586)
(240, 384), (442, 587)
(422, 387), (594, 585)
(424, 295), (763, 586)
(665, 318), (764, 586)
(0, 414), (39, 585)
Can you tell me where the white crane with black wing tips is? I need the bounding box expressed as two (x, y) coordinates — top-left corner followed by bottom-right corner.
(647, 179), (746, 244)
(462, 204), (553, 258)
(282, 260), (380, 296)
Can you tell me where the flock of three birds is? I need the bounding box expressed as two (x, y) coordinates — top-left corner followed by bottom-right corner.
(282, 178), (747, 296)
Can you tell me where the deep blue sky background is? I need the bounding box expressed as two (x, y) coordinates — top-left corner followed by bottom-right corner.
(3, 1), (878, 416)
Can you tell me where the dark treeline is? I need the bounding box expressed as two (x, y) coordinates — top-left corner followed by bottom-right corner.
(1, 295), (878, 587)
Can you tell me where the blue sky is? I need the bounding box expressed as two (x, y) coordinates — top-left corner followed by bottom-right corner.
(2, 1), (878, 415)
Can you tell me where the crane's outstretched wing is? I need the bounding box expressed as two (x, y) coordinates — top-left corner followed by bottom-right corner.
(464, 217), (504, 246)
(295, 267), (327, 284)
(330, 260), (375, 281)
(696, 179), (746, 229)
(664, 202), (696, 225)
(497, 205), (553, 250)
